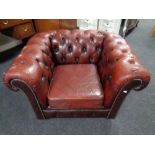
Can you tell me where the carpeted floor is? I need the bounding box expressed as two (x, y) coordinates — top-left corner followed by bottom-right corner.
(0, 19), (155, 135)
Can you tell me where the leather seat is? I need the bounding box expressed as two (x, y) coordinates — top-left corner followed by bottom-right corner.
(48, 64), (104, 109)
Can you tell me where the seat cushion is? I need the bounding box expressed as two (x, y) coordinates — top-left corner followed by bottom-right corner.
(48, 64), (104, 109)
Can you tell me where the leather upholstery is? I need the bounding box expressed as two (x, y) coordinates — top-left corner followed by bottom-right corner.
(3, 32), (54, 108)
(51, 30), (104, 64)
(3, 30), (150, 119)
(98, 32), (150, 107)
(48, 64), (104, 109)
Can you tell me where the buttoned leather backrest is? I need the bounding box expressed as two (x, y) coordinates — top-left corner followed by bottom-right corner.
(50, 30), (105, 64)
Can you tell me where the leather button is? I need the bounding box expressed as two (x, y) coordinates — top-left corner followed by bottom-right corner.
(76, 37), (79, 42)
(96, 46), (101, 52)
(44, 61), (48, 68)
(61, 37), (65, 44)
(54, 47), (59, 53)
(90, 37), (94, 42)
(61, 57), (66, 63)
(75, 57), (79, 63)
(41, 74), (46, 81)
(82, 46), (87, 53)
(89, 57), (93, 63)
(68, 44), (73, 53)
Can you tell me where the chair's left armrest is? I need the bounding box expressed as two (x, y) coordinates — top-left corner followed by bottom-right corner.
(3, 32), (55, 119)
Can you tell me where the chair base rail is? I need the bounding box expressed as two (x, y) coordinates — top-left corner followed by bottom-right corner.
(43, 109), (110, 119)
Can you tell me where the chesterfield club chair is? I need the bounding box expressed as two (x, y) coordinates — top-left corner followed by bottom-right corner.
(3, 30), (150, 119)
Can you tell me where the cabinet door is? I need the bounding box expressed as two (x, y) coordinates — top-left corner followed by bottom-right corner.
(12, 22), (35, 39)
(34, 19), (60, 32)
(60, 19), (77, 29)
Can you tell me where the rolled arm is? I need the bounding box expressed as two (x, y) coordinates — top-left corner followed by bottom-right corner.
(98, 32), (150, 109)
(3, 32), (55, 118)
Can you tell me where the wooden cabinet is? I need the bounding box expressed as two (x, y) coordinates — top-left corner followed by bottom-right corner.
(0, 19), (35, 39)
(12, 22), (35, 39)
(0, 19), (31, 30)
(34, 19), (60, 32)
(34, 19), (77, 32)
(0, 19), (77, 39)
(60, 19), (77, 29)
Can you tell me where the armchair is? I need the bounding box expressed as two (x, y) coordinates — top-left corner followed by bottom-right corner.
(3, 30), (150, 119)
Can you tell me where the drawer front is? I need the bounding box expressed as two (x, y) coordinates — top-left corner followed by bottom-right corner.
(12, 22), (35, 39)
(0, 19), (31, 30)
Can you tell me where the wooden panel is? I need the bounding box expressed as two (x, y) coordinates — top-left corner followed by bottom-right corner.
(12, 22), (35, 39)
(0, 19), (31, 30)
(60, 19), (77, 29)
(34, 19), (60, 32)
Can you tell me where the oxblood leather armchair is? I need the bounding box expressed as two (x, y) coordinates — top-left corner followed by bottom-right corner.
(3, 30), (150, 119)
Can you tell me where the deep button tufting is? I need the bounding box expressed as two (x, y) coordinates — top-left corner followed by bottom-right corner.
(50, 30), (104, 64)
(115, 58), (120, 62)
(96, 46), (101, 52)
(90, 36), (94, 42)
(35, 59), (39, 63)
(44, 61), (49, 68)
(82, 46), (87, 53)
(61, 57), (66, 63)
(107, 57), (120, 64)
(41, 74), (46, 81)
(97, 32), (151, 109)
(75, 57), (79, 63)
(53, 46), (59, 53)
(61, 37), (66, 44)
(3, 32), (54, 109)
(35, 58), (48, 68)
(49, 35), (53, 41)
(48, 77), (51, 85)
(68, 44), (73, 53)
(89, 57), (93, 63)
(75, 37), (79, 42)
(42, 50), (49, 56)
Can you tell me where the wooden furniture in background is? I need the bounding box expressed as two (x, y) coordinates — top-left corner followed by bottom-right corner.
(60, 19), (77, 29)
(0, 19), (35, 39)
(34, 19), (77, 32)
(0, 19), (77, 54)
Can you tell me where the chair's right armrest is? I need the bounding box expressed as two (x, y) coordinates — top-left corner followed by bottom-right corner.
(98, 32), (150, 117)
